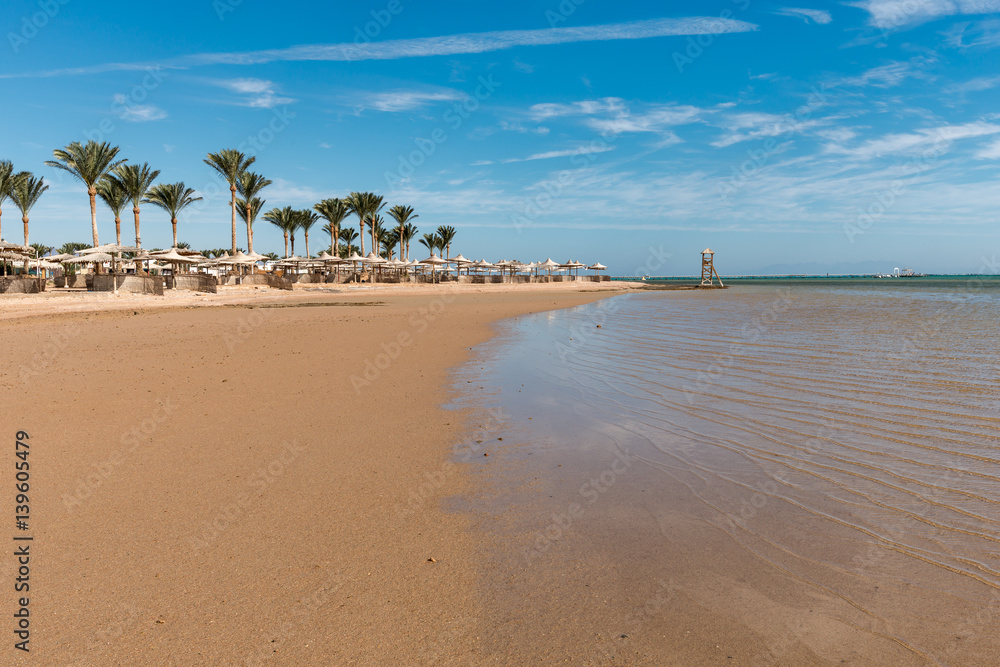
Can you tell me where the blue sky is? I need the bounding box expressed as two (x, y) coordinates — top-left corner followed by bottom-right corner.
(1, 0), (999, 275)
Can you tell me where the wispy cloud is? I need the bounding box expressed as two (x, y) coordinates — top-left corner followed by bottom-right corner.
(0, 17), (758, 78)
(824, 121), (1000, 159)
(849, 0), (1000, 30)
(975, 137), (1000, 159)
(944, 74), (1000, 93)
(113, 95), (167, 122)
(494, 145), (617, 164)
(711, 111), (827, 147)
(215, 78), (295, 108)
(832, 61), (928, 88)
(775, 8), (833, 24)
(528, 97), (714, 137)
(355, 89), (464, 113)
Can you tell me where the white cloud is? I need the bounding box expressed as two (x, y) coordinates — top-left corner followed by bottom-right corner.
(849, 0), (1000, 30)
(944, 74), (1000, 93)
(215, 78), (295, 108)
(0, 17), (758, 79)
(513, 59), (535, 73)
(775, 8), (833, 24)
(112, 95), (167, 122)
(825, 121), (1000, 159)
(943, 18), (1000, 47)
(975, 137), (1000, 159)
(163, 144), (176, 153)
(319, 142), (332, 149)
(528, 98), (712, 138)
(355, 89), (464, 113)
(711, 112), (827, 147)
(834, 61), (924, 88)
(501, 145), (616, 164)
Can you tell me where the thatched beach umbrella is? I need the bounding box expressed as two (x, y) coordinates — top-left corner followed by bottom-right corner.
(537, 258), (560, 276)
(588, 262), (607, 276)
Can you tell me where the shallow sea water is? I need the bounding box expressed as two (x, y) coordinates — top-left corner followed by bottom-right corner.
(453, 283), (1000, 665)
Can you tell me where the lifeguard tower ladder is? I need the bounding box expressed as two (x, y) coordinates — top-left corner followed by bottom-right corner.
(700, 248), (724, 287)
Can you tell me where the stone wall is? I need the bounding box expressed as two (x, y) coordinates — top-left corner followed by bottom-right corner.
(171, 274), (218, 293)
(0, 277), (45, 294)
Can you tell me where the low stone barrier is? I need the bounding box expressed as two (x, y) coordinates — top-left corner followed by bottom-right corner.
(0, 277), (45, 294)
(91, 275), (165, 295)
(171, 274), (218, 293)
(266, 275), (293, 291)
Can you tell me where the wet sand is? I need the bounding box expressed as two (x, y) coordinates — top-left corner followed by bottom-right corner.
(0, 283), (635, 665)
(454, 288), (1000, 666)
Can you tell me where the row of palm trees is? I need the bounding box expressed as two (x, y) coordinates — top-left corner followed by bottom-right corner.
(0, 140), (459, 263)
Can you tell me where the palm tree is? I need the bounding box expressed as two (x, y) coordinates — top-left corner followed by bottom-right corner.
(387, 205), (418, 260)
(97, 177), (130, 246)
(9, 172), (48, 268)
(419, 232), (442, 256)
(314, 198), (349, 255)
(400, 222), (419, 260)
(143, 183), (203, 248)
(204, 149), (256, 253)
(338, 227), (359, 258)
(344, 192), (386, 256)
(30, 243), (53, 258)
(370, 214), (387, 257)
(45, 140), (123, 246)
(236, 196), (265, 250)
(263, 206), (296, 257)
(0, 160), (14, 241)
(381, 228), (400, 259)
(296, 209), (319, 258)
(110, 163), (159, 249)
(58, 241), (89, 255)
(236, 171), (271, 253)
(436, 225), (457, 258)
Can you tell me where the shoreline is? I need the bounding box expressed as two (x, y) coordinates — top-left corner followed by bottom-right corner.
(1, 284), (634, 665)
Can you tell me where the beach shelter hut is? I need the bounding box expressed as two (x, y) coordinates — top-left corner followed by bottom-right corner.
(153, 248), (200, 275)
(537, 258), (560, 276)
(560, 259), (586, 278)
(587, 262), (607, 277)
(420, 254), (448, 281)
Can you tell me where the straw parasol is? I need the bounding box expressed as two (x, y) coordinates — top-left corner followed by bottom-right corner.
(588, 262), (607, 276)
(537, 258), (560, 275)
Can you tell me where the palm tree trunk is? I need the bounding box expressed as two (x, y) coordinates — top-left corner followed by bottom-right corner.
(246, 204), (254, 254)
(172, 217), (178, 247)
(359, 220), (365, 255)
(305, 232), (310, 259)
(230, 185), (237, 254)
(133, 206), (141, 248)
(284, 233), (289, 258)
(89, 187), (99, 246)
(115, 215), (121, 246)
(88, 187), (101, 273)
(0, 207), (4, 240)
(22, 215), (29, 272)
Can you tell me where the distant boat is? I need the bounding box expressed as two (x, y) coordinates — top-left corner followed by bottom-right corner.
(875, 267), (925, 278)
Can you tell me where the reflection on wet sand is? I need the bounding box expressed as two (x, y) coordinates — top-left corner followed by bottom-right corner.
(459, 285), (1000, 665)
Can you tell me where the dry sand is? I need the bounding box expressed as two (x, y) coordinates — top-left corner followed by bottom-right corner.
(0, 282), (645, 665)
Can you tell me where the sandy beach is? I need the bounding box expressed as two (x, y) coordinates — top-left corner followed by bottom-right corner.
(1, 282), (638, 665)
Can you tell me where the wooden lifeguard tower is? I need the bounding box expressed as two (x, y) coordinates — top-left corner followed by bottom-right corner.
(700, 248), (724, 287)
